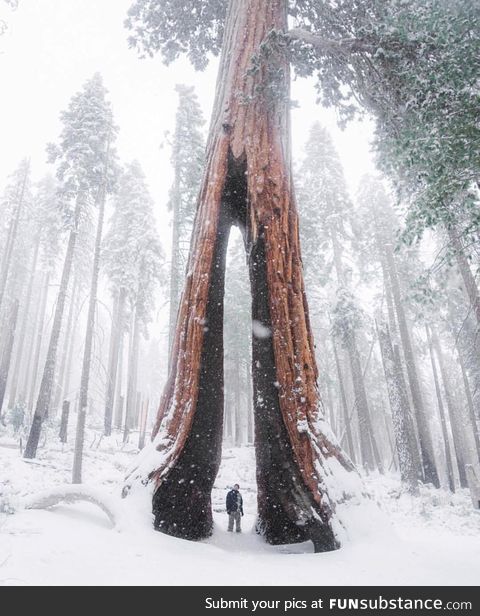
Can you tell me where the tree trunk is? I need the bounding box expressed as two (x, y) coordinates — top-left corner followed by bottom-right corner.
(345, 331), (383, 472)
(376, 318), (418, 491)
(7, 237), (40, 409)
(234, 350), (242, 446)
(246, 362), (254, 444)
(0, 163), (29, 311)
(447, 226), (480, 328)
(104, 287), (126, 435)
(431, 329), (479, 489)
(114, 336), (125, 430)
(24, 194), (83, 459)
(72, 182), (107, 483)
(330, 229), (380, 472)
(59, 400), (70, 444)
(425, 325), (456, 492)
(52, 277), (77, 414)
(124, 0), (355, 552)
(138, 398), (149, 450)
(384, 244), (440, 487)
(0, 299), (20, 417)
(27, 272), (50, 411)
(123, 307), (140, 443)
(456, 341), (480, 462)
(331, 336), (356, 464)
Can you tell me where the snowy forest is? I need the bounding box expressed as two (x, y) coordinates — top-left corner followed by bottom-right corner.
(1, 0), (480, 586)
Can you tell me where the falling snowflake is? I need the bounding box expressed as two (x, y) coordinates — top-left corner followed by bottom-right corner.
(252, 320), (271, 338)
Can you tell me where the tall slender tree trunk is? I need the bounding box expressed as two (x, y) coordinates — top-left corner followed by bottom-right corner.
(0, 162), (29, 311)
(0, 299), (20, 417)
(376, 318), (418, 492)
(330, 230), (380, 472)
(114, 336), (125, 430)
(123, 307), (140, 443)
(246, 363), (254, 444)
(431, 328), (479, 489)
(72, 181), (107, 483)
(234, 350), (242, 446)
(425, 325), (456, 492)
(125, 0), (355, 552)
(447, 226), (480, 328)
(346, 332), (383, 472)
(331, 336), (355, 464)
(27, 272), (50, 411)
(19, 272), (42, 404)
(24, 194), (84, 459)
(52, 277), (77, 413)
(384, 244), (440, 487)
(8, 237), (40, 409)
(104, 287), (126, 435)
(61, 281), (81, 406)
(455, 340), (480, 462)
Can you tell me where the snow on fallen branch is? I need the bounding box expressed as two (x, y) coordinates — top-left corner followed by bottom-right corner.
(23, 485), (126, 530)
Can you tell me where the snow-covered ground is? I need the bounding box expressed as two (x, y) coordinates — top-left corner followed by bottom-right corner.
(1, 431), (480, 586)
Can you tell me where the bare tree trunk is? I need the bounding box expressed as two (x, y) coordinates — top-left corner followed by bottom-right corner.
(24, 194), (84, 459)
(376, 318), (418, 491)
(115, 395), (124, 432)
(246, 362), (253, 444)
(0, 299), (20, 417)
(0, 162), (29, 311)
(114, 337), (124, 430)
(52, 277), (77, 414)
(346, 331), (383, 472)
(72, 181), (107, 483)
(104, 287), (126, 435)
(59, 400), (70, 444)
(125, 0), (355, 552)
(19, 272), (42, 404)
(138, 398), (149, 450)
(123, 307), (140, 443)
(431, 328), (478, 489)
(447, 226), (480, 327)
(233, 350), (242, 446)
(61, 282), (80, 407)
(425, 325), (456, 492)
(456, 342), (480, 462)
(331, 336), (356, 464)
(384, 244), (440, 487)
(27, 272), (50, 411)
(7, 237), (40, 409)
(330, 230), (380, 472)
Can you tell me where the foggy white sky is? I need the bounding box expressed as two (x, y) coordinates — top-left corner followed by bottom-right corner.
(0, 0), (378, 255)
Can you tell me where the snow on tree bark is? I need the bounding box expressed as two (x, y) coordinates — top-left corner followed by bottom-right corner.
(384, 243), (440, 487)
(376, 318), (418, 492)
(125, 0), (358, 553)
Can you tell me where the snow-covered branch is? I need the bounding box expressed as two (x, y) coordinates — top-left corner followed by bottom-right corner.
(287, 28), (375, 55)
(23, 485), (125, 529)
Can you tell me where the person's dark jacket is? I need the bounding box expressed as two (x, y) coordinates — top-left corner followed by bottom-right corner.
(226, 489), (243, 515)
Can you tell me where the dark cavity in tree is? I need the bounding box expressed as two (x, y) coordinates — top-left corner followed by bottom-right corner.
(153, 153), (337, 552)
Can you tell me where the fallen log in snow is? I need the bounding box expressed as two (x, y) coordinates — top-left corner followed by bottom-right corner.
(23, 485), (125, 529)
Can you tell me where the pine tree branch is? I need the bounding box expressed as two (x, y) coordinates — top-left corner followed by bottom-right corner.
(287, 28), (376, 55)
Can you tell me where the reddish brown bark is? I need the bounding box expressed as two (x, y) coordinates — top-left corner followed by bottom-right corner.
(126, 0), (355, 551)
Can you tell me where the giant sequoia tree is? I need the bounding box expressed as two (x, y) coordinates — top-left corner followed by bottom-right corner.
(123, 0), (370, 552)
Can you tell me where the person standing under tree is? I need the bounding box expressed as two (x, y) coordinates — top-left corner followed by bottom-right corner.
(226, 484), (243, 533)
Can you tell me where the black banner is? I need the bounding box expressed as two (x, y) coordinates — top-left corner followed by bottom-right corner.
(1, 586), (478, 615)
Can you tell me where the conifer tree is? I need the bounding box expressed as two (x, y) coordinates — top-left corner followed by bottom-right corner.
(24, 73), (117, 459)
(103, 161), (164, 436)
(124, 0), (360, 551)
